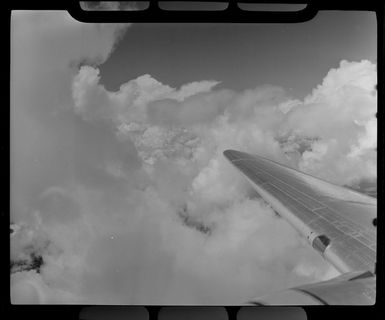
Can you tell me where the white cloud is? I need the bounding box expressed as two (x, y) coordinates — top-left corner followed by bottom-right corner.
(72, 66), (221, 127)
(283, 60), (377, 184)
(169, 80), (221, 101)
(11, 11), (130, 223)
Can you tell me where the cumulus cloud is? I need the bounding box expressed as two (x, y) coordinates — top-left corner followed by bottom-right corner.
(72, 66), (220, 126)
(11, 11), (130, 223)
(11, 12), (376, 304)
(283, 60), (377, 184)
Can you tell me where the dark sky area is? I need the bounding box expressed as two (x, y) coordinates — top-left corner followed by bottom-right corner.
(99, 11), (376, 99)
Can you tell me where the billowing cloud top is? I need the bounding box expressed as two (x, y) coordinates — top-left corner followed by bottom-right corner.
(11, 11), (376, 304)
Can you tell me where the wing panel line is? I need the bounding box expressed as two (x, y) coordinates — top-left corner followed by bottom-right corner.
(240, 158), (374, 239)
(262, 168), (375, 253)
(263, 180), (375, 259)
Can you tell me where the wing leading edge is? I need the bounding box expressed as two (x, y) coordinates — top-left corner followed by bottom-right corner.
(223, 149), (376, 305)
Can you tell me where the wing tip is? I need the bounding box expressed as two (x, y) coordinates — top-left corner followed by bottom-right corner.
(223, 149), (241, 162)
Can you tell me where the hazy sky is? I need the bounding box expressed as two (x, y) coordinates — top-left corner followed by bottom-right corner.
(99, 11), (376, 98)
(11, 9), (376, 304)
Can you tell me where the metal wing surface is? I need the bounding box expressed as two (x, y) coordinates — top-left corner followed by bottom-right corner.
(250, 270), (375, 305)
(223, 149), (376, 275)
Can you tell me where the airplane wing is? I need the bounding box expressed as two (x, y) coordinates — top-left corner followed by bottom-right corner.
(223, 149), (376, 305)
